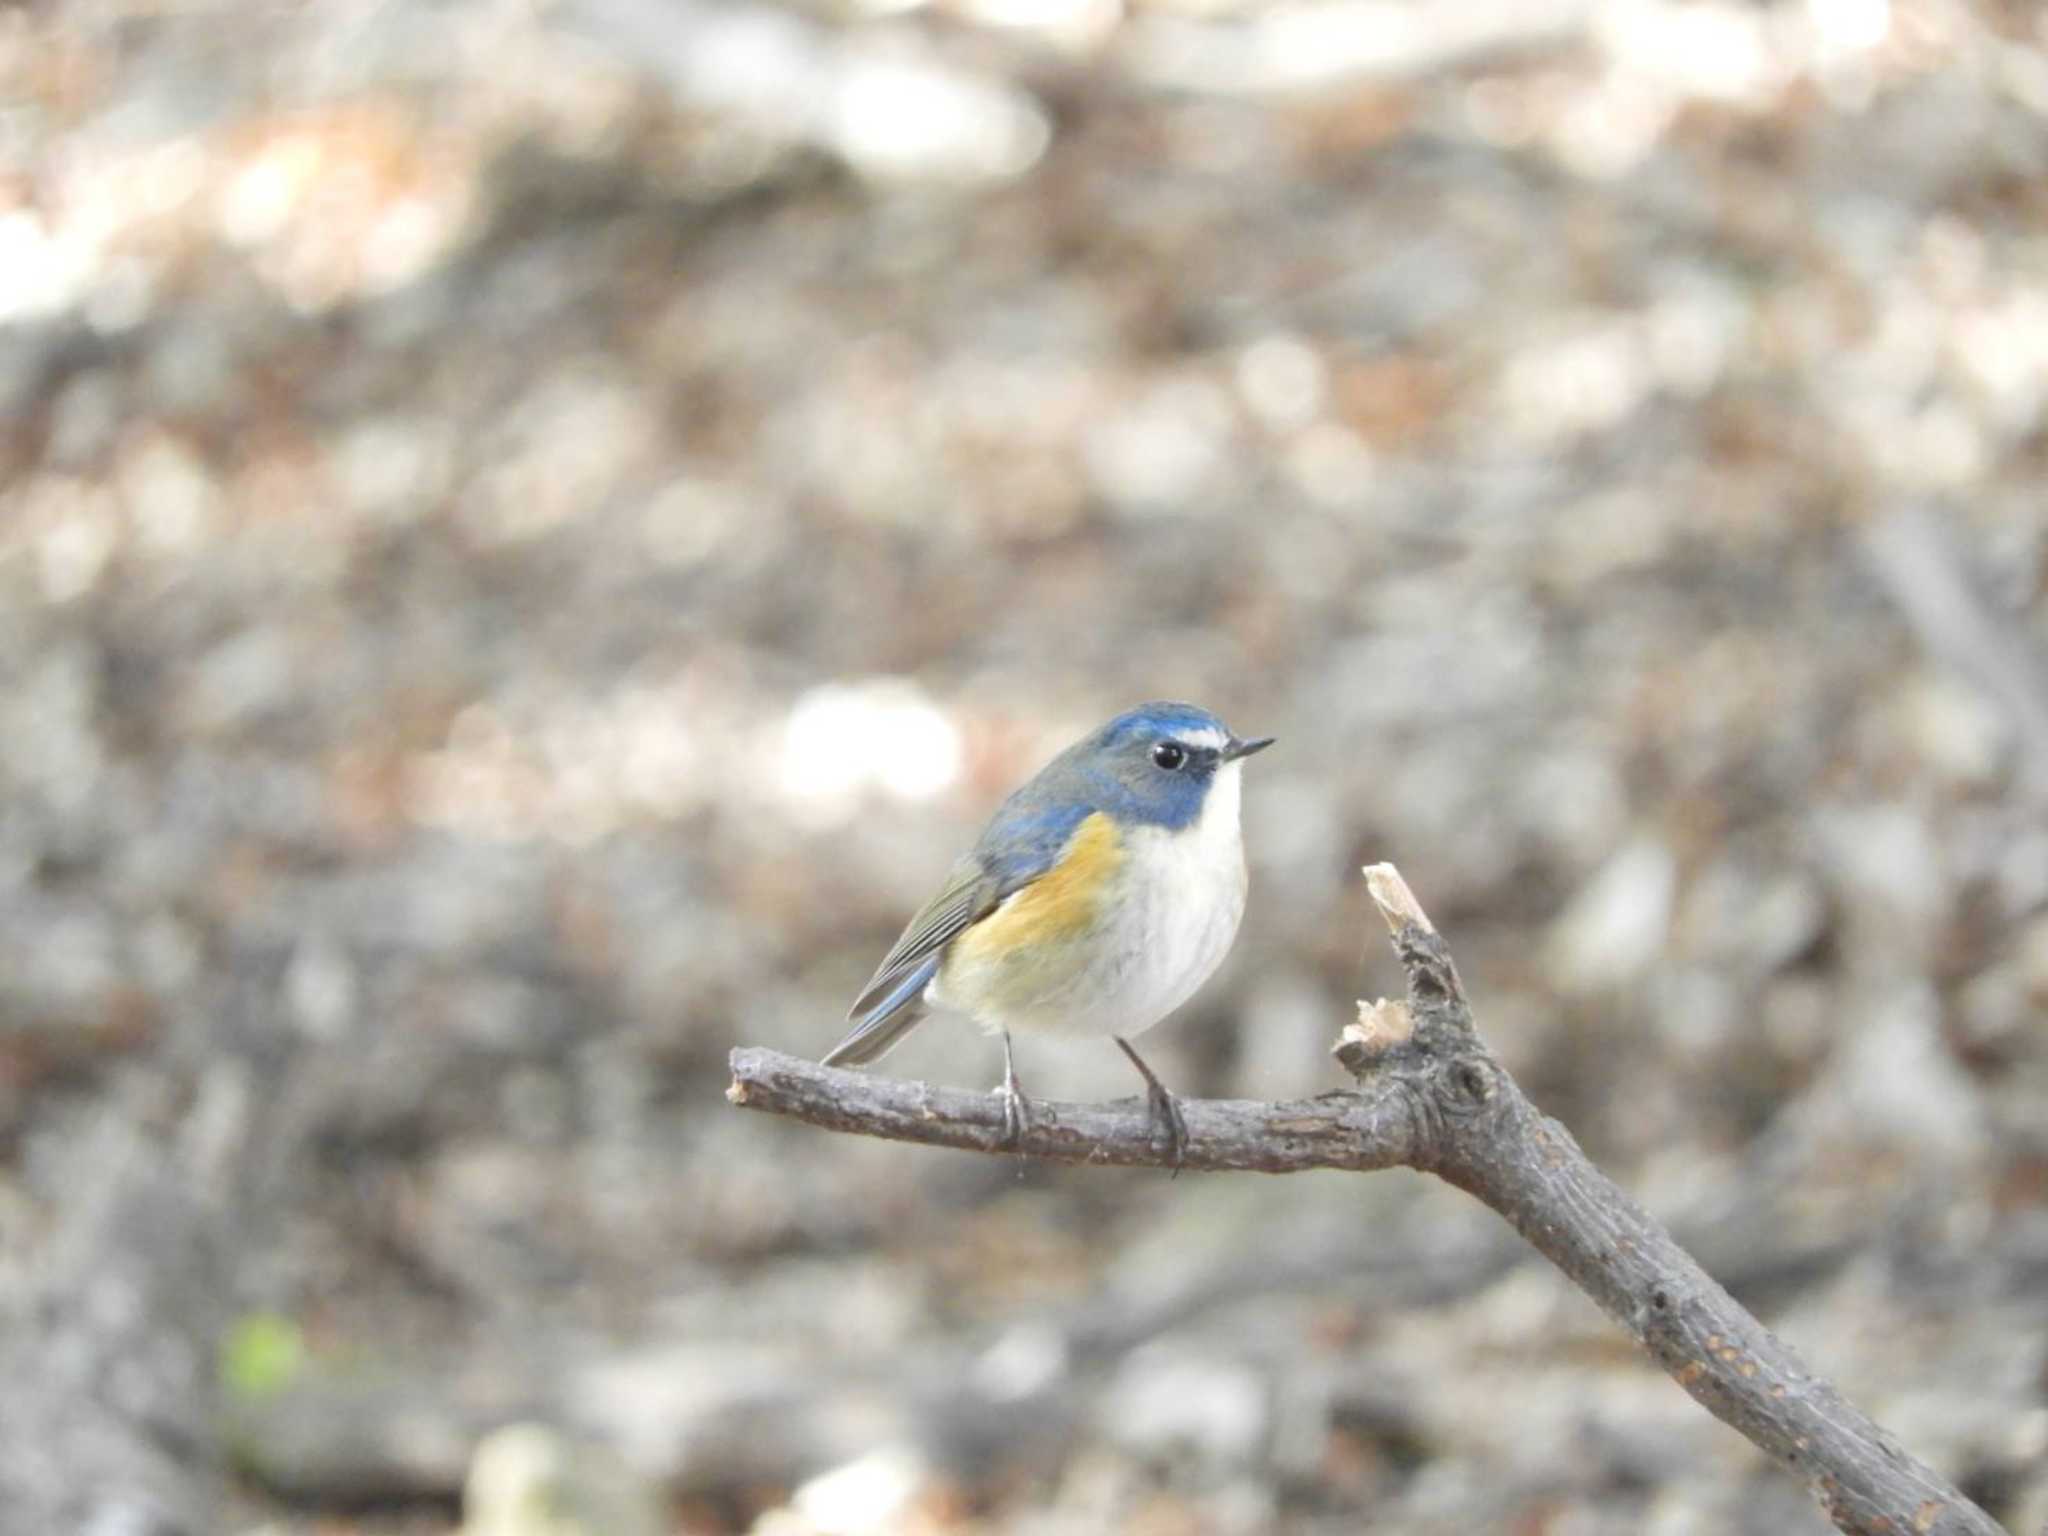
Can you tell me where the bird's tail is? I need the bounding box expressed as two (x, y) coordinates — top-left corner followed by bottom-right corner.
(821, 955), (938, 1067)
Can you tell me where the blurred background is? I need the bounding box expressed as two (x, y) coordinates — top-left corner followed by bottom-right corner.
(4, 0), (2048, 1532)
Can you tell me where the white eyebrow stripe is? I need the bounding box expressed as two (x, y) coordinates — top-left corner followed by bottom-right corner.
(1178, 726), (1229, 752)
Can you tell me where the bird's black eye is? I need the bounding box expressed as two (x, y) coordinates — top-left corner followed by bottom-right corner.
(1151, 741), (1187, 771)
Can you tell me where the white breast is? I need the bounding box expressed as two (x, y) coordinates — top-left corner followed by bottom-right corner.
(1014, 759), (1250, 1039)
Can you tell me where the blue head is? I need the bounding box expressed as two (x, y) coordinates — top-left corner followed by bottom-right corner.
(1046, 701), (1275, 834)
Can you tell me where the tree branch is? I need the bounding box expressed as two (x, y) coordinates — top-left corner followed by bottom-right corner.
(727, 863), (2006, 1536)
(726, 1051), (1419, 1173)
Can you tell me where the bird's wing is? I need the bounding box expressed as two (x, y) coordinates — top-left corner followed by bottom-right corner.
(849, 855), (1004, 1020)
(822, 855), (1005, 1067)
(822, 794), (1094, 1068)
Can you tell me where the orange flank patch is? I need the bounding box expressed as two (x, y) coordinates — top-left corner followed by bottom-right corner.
(952, 812), (1125, 965)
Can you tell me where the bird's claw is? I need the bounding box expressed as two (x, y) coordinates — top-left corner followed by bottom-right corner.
(997, 1077), (1032, 1151)
(1146, 1079), (1189, 1176)
(1114, 1036), (1190, 1176)
(996, 1030), (1032, 1163)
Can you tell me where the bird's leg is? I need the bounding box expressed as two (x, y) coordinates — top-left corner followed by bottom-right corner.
(996, 1029), (1032, 1153)
(1114, 1036), (1189, 1175)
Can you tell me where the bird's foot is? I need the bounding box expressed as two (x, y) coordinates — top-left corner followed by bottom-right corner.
(996, 1030), (1032, 1161)
(1115, 1036), (1189, 1176)
(1146, 1078), (1189, 1176)
(996, 1075), (1033, 1150)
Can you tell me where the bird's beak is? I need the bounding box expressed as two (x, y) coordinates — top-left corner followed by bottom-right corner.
(1223, 735), (1276, 761)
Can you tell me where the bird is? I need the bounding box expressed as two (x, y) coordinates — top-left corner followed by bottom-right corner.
(822, 701), (1273, 1168)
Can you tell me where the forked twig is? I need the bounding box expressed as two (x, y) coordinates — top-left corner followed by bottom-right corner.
(728, 864), (2005, 1536)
